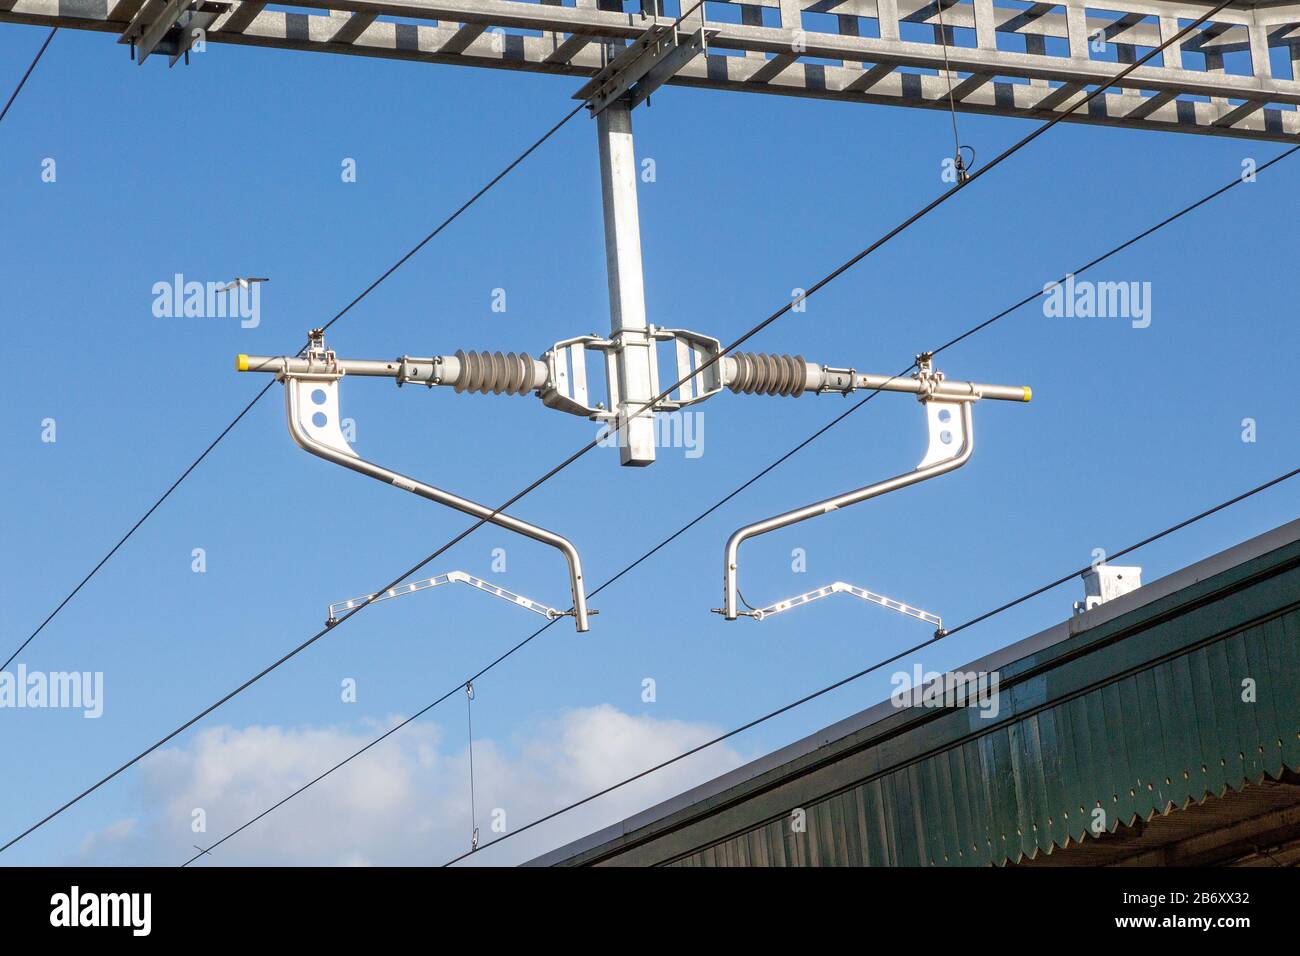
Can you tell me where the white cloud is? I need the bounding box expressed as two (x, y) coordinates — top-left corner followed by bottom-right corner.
(76, 704), (744, 866)
(76, 818), (137, 866)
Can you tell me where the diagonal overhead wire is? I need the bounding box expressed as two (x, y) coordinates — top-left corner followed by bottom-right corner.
(2, 383), (273, 672)
(940, 463), (1300, 639)
(2, 0), (1234, 856)
(176, 133), (1298, 866)
(440, 463), (1300, 866)
(4, 0), (717, 670)
(0, 27), (55, 127)
(2, 100), (586, 672)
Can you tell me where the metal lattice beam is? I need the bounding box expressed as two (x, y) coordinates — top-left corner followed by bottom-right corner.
(3, 0), (1298, 139)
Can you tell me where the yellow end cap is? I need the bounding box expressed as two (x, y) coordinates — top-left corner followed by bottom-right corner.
(1022, 386), (1032, 403)
(236, 354), (249, 372)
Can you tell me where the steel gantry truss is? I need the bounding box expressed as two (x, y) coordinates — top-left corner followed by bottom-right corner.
(3, 0), (1300, 141)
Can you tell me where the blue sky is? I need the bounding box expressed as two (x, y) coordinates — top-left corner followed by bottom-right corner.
(1, 20), (1296, 866)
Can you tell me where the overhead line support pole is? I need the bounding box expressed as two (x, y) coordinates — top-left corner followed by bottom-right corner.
(597, 98), (657, 467)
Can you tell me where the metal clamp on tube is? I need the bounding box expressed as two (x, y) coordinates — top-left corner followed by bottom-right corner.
(252, 331), (592, 632)
(717, 357), (1029, 624)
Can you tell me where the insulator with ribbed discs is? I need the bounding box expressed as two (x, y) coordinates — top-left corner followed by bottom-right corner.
(453, 350), (537, 396)
(726, 352), (809, 397)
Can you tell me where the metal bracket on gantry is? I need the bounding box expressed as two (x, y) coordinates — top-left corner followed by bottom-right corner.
(243, 329), (592, 632)
(716, 355), (1032, 632)
(326, 571), (570, 628)
(118, 0), (230, 66)
(575, 19), (716, 116)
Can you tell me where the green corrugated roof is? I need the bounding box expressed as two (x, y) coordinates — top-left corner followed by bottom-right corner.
(539, 521), (1300, 867)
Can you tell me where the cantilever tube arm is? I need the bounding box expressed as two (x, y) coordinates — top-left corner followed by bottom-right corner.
(721, 399), (974, 620)
(283, 372), (591, 632)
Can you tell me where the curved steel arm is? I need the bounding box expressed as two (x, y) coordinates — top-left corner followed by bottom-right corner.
(285, 372), (591, 632)
(720, 399), (974, 621)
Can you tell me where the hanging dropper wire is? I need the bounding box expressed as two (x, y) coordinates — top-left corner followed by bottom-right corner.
(466, 681), (479, 852)
(936, 0), (974, 183)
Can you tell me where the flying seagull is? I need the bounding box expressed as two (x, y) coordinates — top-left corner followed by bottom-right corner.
(217, 277), (269, 293)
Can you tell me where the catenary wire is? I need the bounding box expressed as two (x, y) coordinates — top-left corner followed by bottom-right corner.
(0, 27), (55, 127)
(441, 463), (1300, 866)
(175, 129), (1300, 865)
(3, 0), (716, 670)
(3, 2), (1232, 855)
(2, 382), (274, 672)
(2, 101), (587, 671)
(932, 143), (1300, 357)
(940, 463), (1300, 638)
(446, 630), (944, 867)
(177, 383), (912, 866)
(175, 378), (904, 865)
